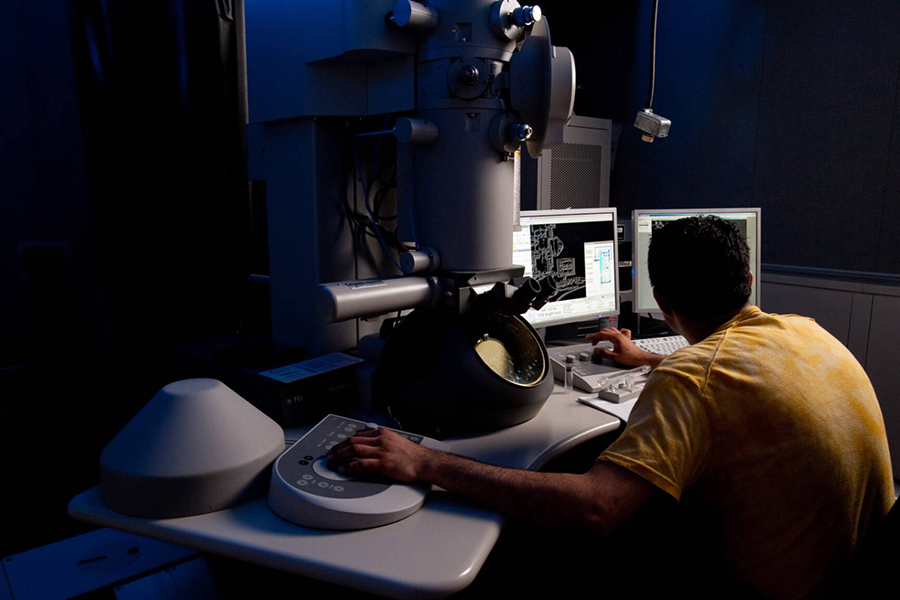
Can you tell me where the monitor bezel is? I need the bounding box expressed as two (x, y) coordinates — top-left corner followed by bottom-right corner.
(631, 207), (762, 318)
(516, 207), (620, 328)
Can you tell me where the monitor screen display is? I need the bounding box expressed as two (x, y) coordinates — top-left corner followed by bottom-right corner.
(514, 208), (619, 328)
(631, 208), (761, 315)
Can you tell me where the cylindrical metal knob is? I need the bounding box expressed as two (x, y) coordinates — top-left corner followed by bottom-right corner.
(513, 5), (541, 27)
(390, 1), (439, 31)
(491, 1), (542, 41)
(400, 247), (441, 274)
(510, 123), (533, 141)
(315, 277), (440, 323)
(395, 118), (440, 145)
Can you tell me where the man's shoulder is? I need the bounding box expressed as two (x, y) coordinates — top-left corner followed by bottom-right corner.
(734, 306), (822, 334)
(652, 324), (732, 383)
(729, 308), (849, 355)
(643, 346), (716, 403)
(650, 308), (837, 388)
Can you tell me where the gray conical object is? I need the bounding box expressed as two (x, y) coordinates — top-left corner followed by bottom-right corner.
(100, 379), (284, 518)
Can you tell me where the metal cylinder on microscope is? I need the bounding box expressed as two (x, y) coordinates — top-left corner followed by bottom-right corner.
(315, 277), (441, 323)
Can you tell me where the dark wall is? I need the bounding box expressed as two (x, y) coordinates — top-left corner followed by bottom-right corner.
(1, 0), (108, 556)
(544, 0), (900, 275)
(0, 0), (253, 557)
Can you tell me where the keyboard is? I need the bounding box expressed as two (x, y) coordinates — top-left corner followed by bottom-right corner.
(633, 334), (689, 356)
(547, 334), (688, 393)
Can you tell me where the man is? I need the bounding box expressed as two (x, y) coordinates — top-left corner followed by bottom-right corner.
(328, 216), (893, 598)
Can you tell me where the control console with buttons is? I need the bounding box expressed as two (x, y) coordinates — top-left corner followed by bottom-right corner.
(268, 414), (450, 530)
(548, 335), (687, 393)
(547, 342), (625, 393)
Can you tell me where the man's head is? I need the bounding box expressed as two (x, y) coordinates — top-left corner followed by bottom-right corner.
(648, 215), (752, 322)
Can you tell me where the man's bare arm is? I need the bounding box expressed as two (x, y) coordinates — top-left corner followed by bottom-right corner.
(327, 428), (659, 537)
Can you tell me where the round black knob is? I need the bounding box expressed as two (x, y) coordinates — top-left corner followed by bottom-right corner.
(459, 64), (480, 85)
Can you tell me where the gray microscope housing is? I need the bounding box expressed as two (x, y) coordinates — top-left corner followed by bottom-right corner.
(245, 0), (576, 432)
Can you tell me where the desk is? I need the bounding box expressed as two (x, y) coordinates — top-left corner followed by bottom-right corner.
(68, 384), (621, 599)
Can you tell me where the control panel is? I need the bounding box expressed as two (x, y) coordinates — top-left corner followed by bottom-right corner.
(268, 414), (449, 530)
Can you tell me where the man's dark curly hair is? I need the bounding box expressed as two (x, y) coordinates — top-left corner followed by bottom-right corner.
(647, 215), (752, 321)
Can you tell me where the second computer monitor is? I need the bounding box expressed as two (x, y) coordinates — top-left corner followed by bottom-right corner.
(514, 208), (619, 328)
(632, 208), (761, 316)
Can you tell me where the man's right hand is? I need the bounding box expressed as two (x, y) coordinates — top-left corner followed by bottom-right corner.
(586, 327), (663, 369)
(328, 419), (660, 538)
(326, 428), (433, 483)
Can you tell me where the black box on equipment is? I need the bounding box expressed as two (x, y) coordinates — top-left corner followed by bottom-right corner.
(236, 353), (364, 427)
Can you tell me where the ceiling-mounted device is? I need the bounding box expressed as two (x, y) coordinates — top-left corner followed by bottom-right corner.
(634, 0), (671, 142)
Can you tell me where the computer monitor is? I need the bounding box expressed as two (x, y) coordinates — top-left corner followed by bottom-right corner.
(513, 208), (619, 328)
(631, 208), (761, 315)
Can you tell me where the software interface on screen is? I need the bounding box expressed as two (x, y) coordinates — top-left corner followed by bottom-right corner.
(513, 209), (619, 328)
(632, 208), (761, 315)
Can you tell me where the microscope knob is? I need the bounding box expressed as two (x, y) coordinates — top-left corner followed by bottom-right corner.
(489, 115), (532, 153)
(491, 1), (541, 41)
(388, 1), (439, 32)
(510, 123), (533, 141)
(513, 5), (542, 27)
(449, 59), (489, 99)
(459, 64), (480, 86)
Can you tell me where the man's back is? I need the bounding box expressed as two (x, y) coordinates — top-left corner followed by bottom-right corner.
(600, 306), (894, 598)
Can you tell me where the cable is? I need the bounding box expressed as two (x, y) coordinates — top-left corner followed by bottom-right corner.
(407, 157), (420, 249)
(352, 144), (403, 273)
(640, 313), (672, 335)
(646, 0), (659, 110)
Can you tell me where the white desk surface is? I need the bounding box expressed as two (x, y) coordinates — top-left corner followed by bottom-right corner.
(68, 385), (621, 599)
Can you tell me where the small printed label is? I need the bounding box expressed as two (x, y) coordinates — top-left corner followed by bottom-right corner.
(347, 281), (386, 290)
(260, 353), (364, 383)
